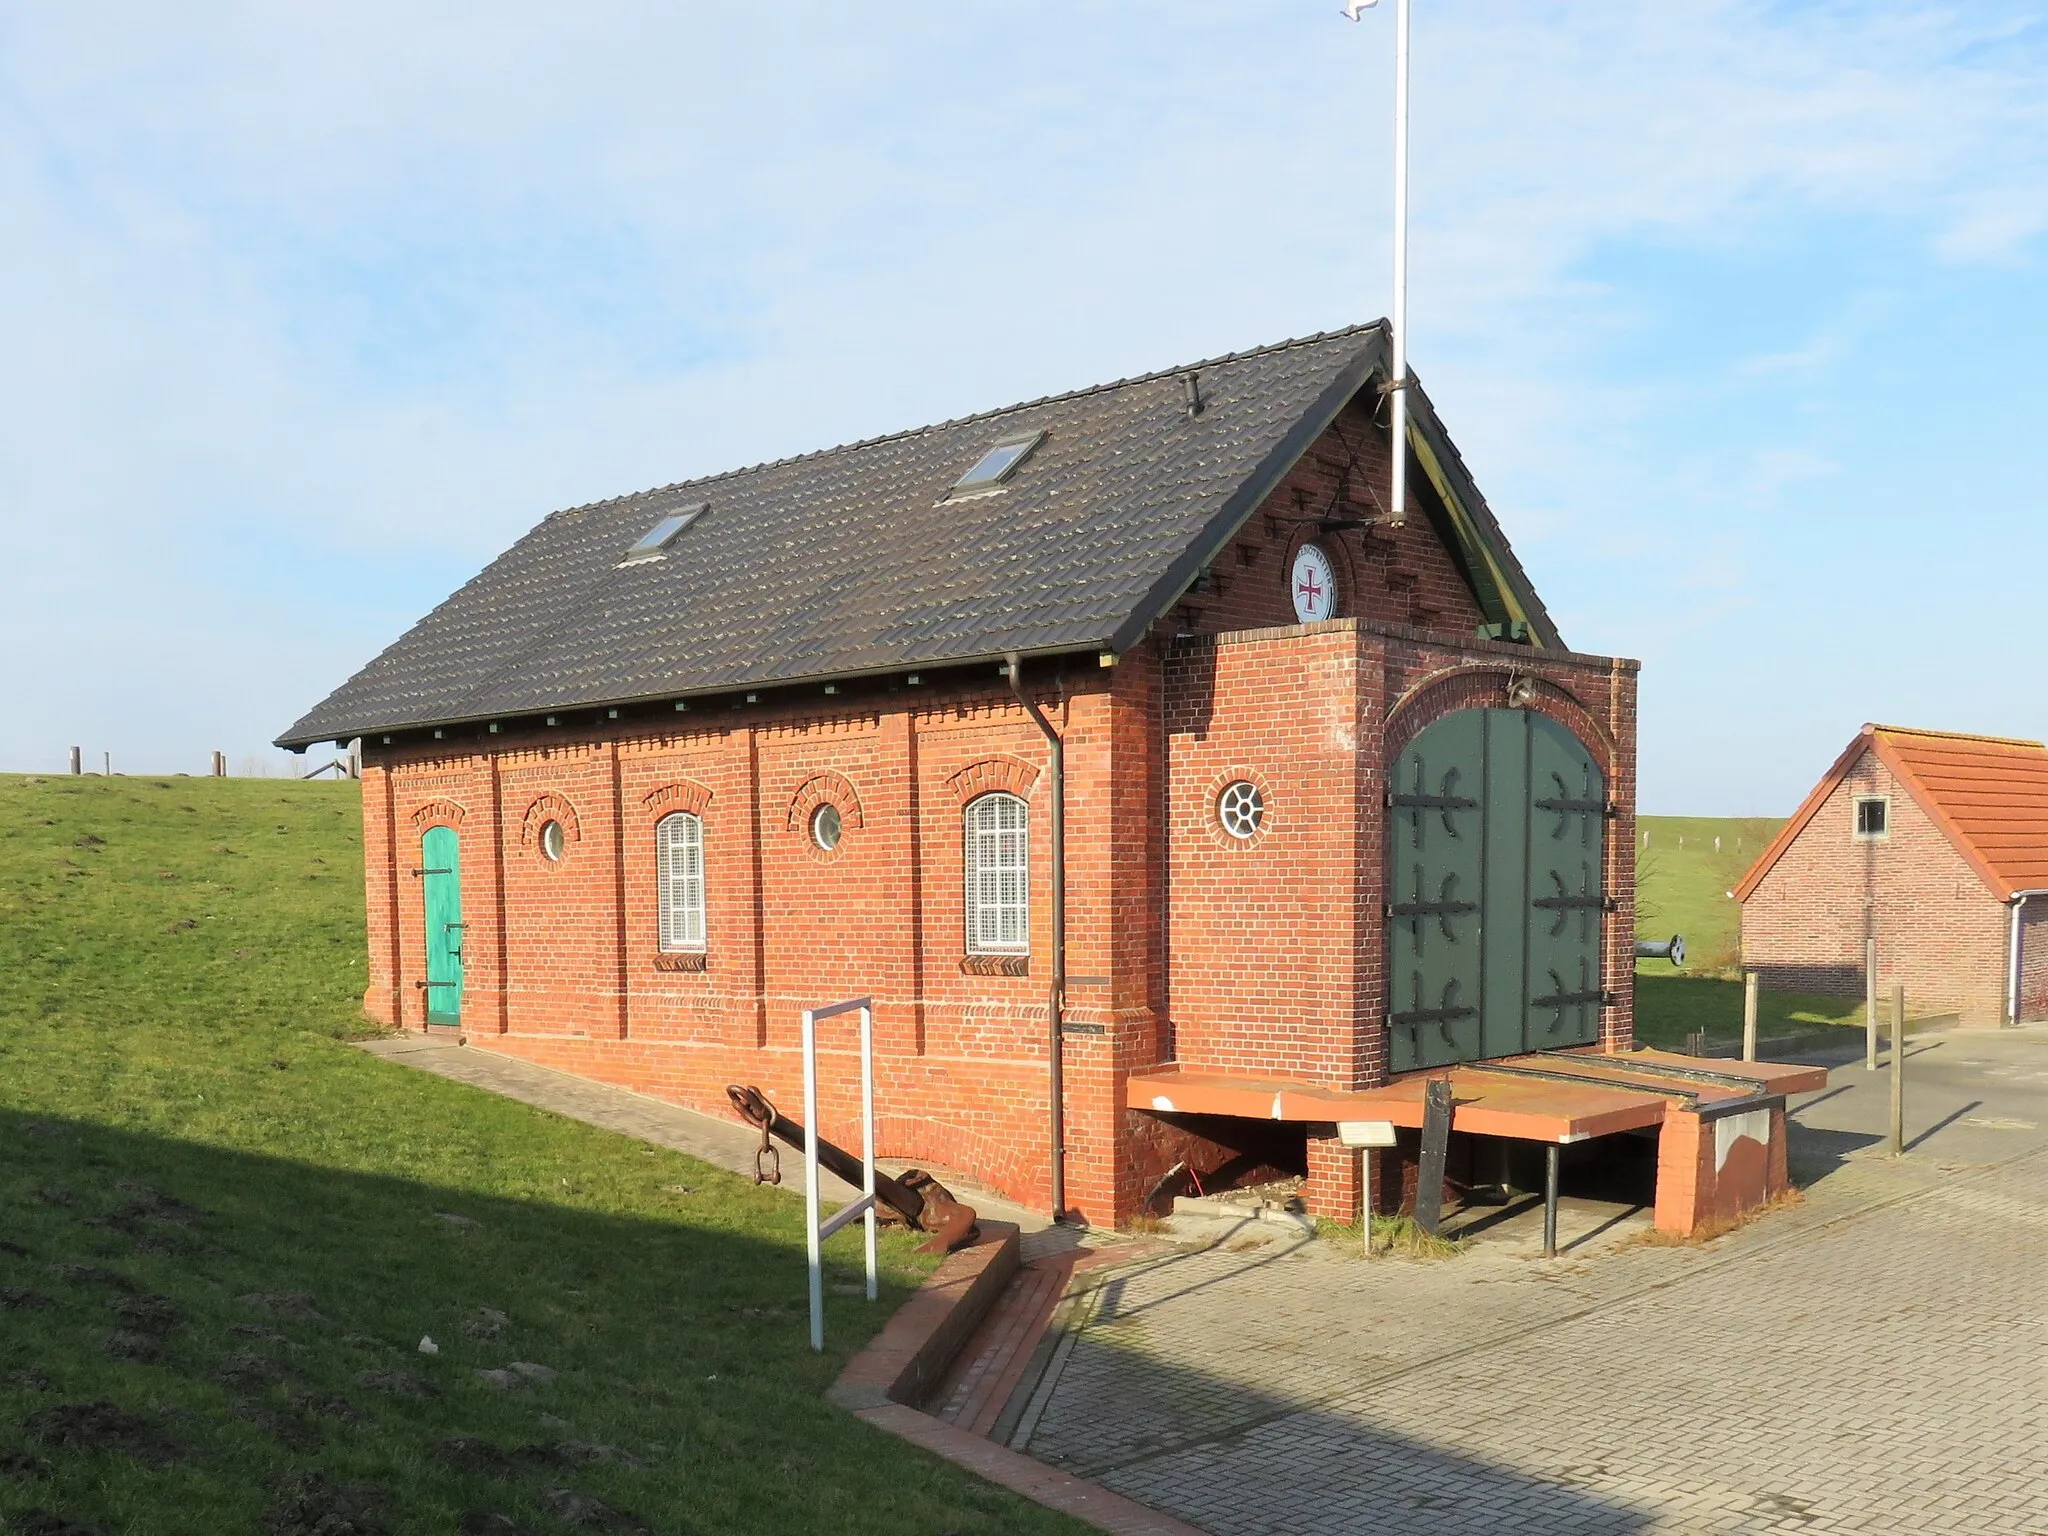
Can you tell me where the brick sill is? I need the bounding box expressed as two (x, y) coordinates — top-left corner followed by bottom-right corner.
(651, 952), (708, 973)
(959, 955), (1029, 978)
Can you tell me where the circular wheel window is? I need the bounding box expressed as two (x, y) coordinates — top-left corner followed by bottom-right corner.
(539, 820), (566, 862)
(1217, 781), (1265, 840)
(811, 803), (843, 852)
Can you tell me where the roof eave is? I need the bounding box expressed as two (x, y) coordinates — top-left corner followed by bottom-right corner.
(272, 639), (1111, 751)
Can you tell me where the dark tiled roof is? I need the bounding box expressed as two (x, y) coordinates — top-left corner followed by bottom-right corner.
(280, 323), (1516, 747)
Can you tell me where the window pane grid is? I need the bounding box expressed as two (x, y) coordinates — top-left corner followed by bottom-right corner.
(657, 813), (706, 951)
(966, 794), (1029, 954)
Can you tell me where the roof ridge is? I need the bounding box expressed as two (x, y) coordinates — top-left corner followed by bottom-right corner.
(1868, 723), (2046, 750)
(551, 321), (1390, 519)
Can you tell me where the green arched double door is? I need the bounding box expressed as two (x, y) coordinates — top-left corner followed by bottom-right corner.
(1386, 707), (1608, 1074)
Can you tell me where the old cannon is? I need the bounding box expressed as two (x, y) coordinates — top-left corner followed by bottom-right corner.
(725, 1084), (979, 1253)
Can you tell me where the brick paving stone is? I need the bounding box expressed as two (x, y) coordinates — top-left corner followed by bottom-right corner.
(1020, 1034), (2048, 1535)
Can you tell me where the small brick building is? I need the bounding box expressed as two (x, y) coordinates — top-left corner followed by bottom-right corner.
(1735, 724), (2048, 1027)
(282, 324), (1736, 1229)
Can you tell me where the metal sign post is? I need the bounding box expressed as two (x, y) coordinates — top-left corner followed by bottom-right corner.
(802, 996), (877, 1352)
(1888, 984), (1906, 1157)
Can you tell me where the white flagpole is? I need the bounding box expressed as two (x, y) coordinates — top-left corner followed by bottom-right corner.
(1347, 0), (1411, 527)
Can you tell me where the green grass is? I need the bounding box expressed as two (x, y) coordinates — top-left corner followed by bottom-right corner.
(1630, 813), (1870, 1052)
(0, 774), (1083, 1536)
(1632, 814), (1784, 976)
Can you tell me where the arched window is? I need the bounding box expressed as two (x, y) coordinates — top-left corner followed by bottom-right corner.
(965, 793), (1029, 954)
(656, 812), (706, 951)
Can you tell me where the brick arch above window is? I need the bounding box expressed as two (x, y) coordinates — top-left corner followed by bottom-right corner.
(782, 774), (864, 835)
(943, 755), (1041, 806)
(1196, 767), (1278, 852)
(640, 778), (714, 820)
(1385, 666), (1615, 765)
(408, 799), (467, 831)
(519, 792), (583, 850)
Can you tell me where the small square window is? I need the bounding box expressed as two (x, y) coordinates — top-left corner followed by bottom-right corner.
(1854, 797), (1888, 839)
(619, 504), (707, 566)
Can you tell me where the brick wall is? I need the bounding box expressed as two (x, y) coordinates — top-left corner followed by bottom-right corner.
(349, 401), (1641, 1227)
(1171, 396), (1490, 641)
(1740, 748), (2010, 1025)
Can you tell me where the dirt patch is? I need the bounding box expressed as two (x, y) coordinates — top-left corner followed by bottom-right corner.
(105, 1295), (181, 1336)
(431, 1437), (568, 1477)
(457, 1515), (531, 1535)
(231, 1398), (323, 1452)
(556, 1442), (647, 1471)
(6, 1512), (109, 1536)
(215, 1351), (284, 1389)
(230, 1324), (301, 1351)
(3, 1369), (55, 1393)
(537, 1490), (649, 1534)
(0, 1240), (30, 1258)
(261, 1470), (389, 1536)
(354, 1369), (435, 1401)
(26, 1401), (180, 1463)
(31, 1189), (75, 1209)
(463, 1308), (508, 1341)
(99, 1332), (162, 1365)
(0, 1449), (54, 1478)
(47, 1266), (134, 1294)
(1, 1288), (59, 1312)
(237, 1292), (328, 1324)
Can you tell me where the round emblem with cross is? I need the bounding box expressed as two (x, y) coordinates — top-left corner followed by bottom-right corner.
(1290, 541), (1336, 623)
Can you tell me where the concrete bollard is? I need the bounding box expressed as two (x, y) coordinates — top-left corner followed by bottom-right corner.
(1742, 971), (1759, 1062)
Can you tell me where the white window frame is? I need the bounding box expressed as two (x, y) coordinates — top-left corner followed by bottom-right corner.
(965, 793), (1030, 954)
(1853, 795), (1890, 842)
(656, 812), (707, 951)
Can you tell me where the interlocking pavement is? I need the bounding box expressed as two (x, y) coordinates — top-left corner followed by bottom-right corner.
(1018, 1030), (2048, 1535)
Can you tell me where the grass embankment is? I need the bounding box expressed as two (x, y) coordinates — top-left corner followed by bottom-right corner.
(1631, 813), (1866, 1052)
(0, 774), (1081, 1536)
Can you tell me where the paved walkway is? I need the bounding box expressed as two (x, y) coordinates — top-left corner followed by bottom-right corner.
(1016, 1029), (2048, 1535)
(356, 1034), (1061, 1244)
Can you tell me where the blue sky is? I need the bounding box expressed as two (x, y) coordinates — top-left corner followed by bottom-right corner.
(2, 2), (2043, 811)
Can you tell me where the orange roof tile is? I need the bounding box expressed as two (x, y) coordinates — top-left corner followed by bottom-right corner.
(1733, 724), (2048, 903)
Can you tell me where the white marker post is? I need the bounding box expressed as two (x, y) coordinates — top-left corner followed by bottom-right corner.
(801, 996), (877, 1352)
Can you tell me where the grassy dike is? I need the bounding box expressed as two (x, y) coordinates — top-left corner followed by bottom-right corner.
(0, 773), (1082, 1536)
(1631, 813), (1866, 1051)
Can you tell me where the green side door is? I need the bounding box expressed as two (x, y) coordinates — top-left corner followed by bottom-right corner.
(420, 825), (464, 1026)
(1388, 708), (1606, 1072)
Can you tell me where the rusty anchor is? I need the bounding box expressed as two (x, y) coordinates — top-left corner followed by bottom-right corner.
(724, 1084), (979, 1253)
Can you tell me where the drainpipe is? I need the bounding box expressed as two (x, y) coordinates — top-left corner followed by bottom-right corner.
(1007, 652), (1067, 1222)
(2008, 890), (2048, 1024)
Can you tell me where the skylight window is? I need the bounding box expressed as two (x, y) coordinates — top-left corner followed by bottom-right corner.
(950, 431), (1045, 495)
(619, 504), (707, 566)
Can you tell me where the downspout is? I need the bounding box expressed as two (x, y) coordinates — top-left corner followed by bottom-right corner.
(1007, 652), (1067, 1222)
(2007, 890), (2048, 1024)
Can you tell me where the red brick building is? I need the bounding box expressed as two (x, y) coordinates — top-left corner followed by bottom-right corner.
(283, 324), (1752, 1230)
(1735, 724), (2048, 1028)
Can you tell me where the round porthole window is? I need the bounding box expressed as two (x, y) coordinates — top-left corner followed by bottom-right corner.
(1217, 781), (1265, 840)
(811, 803), (843, 852)
(539, 820), (566, 862)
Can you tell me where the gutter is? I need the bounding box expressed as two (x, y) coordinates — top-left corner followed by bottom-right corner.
(1006, 652), (1068, 1222)
(2008, 889), (2048, 1025)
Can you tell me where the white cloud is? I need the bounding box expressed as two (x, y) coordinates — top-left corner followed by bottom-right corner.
(0, 1), (2042, 791)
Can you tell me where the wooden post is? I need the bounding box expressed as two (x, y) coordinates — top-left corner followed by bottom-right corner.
(1742, 970), (1759, 1062)
(1414, 1079), (1453, 1235)
(68, 746), (81, 775)
(1865, 938), (1879, 1072)
(103, 751), (112, 777)
(1888, 983), (1906, 1156)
